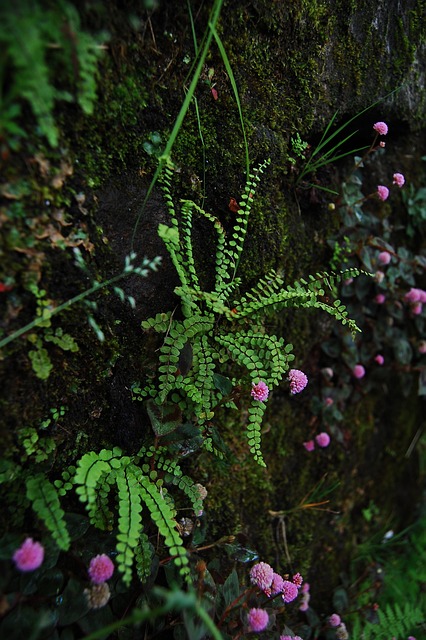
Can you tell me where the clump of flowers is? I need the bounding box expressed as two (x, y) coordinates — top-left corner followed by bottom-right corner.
(247, 607), (269, 632)
(292, 572), (303, 588)
(250, 561), (274, 592)
(88, 554), (115, 584)
(282, 580), (299, 603)
(288, 369), (308, 394)
(12, 537), (44, 572)
(251, 380), (269, 402)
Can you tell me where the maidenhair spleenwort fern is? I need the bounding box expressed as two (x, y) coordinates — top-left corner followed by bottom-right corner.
(141, 158), (366, 466)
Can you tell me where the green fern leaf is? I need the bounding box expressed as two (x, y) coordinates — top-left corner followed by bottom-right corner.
(26, 473), (70, 550)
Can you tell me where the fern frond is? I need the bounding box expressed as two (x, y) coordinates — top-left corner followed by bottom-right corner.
(26, 473), (70, 550)
(141, 312), (173, 333)
(246, 403), (267, 467)
(155, 454), (204, 514)
(361, 600), (425, 640)
(116, 463), (144, 586)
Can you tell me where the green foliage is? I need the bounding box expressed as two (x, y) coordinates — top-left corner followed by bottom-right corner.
(0, 0), (107, 146)
(352, 601), (425, 640)
(26, 473), (70, 550)
(73, 447), (194, 585)
(142, 159), (363, 465)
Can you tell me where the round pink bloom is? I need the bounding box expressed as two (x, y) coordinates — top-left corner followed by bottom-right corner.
(292, 572), (303, 588)
(13, 538), (44, 572)
(247, 608), (269, 632)
(329, 613), (341, 627)
(288, 369), (308, 394)
(392, 173), (405, 187)
(374, 293), (386, 304)
(405, 288), (422, 303)
(88, 554), (114, 584)
(373, 122), (388, 135)
(377, 185), (389, 201)
(301, 582), (310, 594)
(270, 572), (285, 595)
(378, 251), (391, 265)
(352, 364), (365, 379)
(250, 561), (274, 591)
(419, 290), (426, 303)
(282, 580), (299, 603)
(251, 380), (269, 402)
(374, 354), (384, 365)
(315, 432), (331, 448)
(303, 440), (315, 452)
(411, 302), (423, 315)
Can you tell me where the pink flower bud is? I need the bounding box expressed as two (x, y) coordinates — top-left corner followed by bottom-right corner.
(13, 538), (44, 572)
(392, 173), (405, 187)
(352, 364), (365, 379)
(303, 440), (315, 452)
(373, 122), (388, 135)
(374, 354), (384, 365)
(374, 293), (386, 304)
(377, 185), (389, 201)
(315, 432), (331, 448)
(378, 251), (391, 265)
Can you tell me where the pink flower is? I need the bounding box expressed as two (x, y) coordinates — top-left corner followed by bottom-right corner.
(412, 302), (423, 315)
(374, 354), (384, 365)
(88, 554), (114, 584)
(374, 293), (386, 304)
(377, 185), (389, 201)
(329, 613), (341, 627)
(378, 251), (391, 265)
(405, 288), (422, 303)
(270, 572), (285, 595)
(282, 580), (299, 603)
(292, 572), (303, 588)
(374, 271), (385, 284)
(301, 582), (310, 594)
(392, 173), (405, 187)
(379, 141), (386, 148)
(315, 432), (331, 448)
(419, 289), (426, 303)
(250, 561), (274, 591)
(288, 369), (308, 394)
(303, 440), (315, 452)
(247, 608), (269, 632)
(13, 538), (44, 572)
(373, 122), (388, 135)
(299, 599), (309, 611)
(251, 380), (269, 402)
(352, 364), (365, 379)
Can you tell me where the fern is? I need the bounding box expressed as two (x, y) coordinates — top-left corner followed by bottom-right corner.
(26, 473), (70, 550)
(73, 448), (193, 585)
(141, 159), (366, 466)
(352, 601), (425, 640)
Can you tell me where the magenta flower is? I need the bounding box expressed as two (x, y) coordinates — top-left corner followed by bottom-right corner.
(292, 572), (303, 588)
(303, 440), (315, 452)
(288, 369), (308, 394)
(270, 572), (285, 595)
(247, 608), (269, 632)
(374, 293), (386, 304)
(373, 121), (388, 135)
(352, 364), (365, 379)
(13, 538), (44, 572)
(251, 380), (269, 402)
(315, 432), (331, 448)
(412, 302), (423, 315)
(282, 580), (299, 603)
(301, 582), (310, 593)
(392, 172), (405, 187)
(374, 354), (384, 365)
(377, 185), (389, 201)
(378, 251), (391, 265)
(329, 613), (341, 627)
(88, 554), (114, 584)
(250, 561), (274, 591)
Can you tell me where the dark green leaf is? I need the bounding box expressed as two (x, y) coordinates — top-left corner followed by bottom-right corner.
(213, 373), (233, 396)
